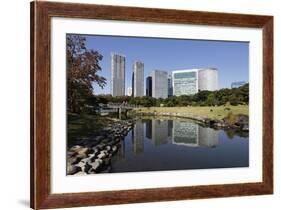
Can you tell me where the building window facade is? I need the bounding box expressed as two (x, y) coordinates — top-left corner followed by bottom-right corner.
(173, 71), (198, 96)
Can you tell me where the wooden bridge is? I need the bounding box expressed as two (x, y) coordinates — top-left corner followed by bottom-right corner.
(101, 103), (140, 119)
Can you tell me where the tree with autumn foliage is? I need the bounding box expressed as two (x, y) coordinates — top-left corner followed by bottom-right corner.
(67, 35), (106, 113)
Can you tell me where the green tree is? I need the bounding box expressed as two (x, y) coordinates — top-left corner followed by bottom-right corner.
(206, 93), (217, 106)
(229, 94), (239, 106)
(93, 83), (249, 108)
(67, 35), (106, 113)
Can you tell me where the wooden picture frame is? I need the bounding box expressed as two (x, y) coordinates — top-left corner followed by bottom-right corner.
(31, 1), (273, 209)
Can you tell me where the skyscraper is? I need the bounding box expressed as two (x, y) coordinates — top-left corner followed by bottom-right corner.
(133, 61), (144, 97)
(152, 70), (168, 99)
(132, 72), (134, 97)
(172, 68), (218, 96)
(198, 68), (218, 91)
(168, 74), (173, 97)
(111, 53), (125, 96)
(146, 76), (152, 97)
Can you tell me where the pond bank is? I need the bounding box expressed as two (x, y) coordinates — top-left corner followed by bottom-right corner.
(67, 119), (135, 175)
(133, 111), (249, 132)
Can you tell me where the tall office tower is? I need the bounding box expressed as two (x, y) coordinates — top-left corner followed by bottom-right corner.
(127, 87), (132, 96)
(133, 61), (144, 97)
(111, 53), (125, 96)
(198, 68), (218, 91)
(146, 76), (152, 97)
(152, 70), (168, 99)
(132, 72), (134, 97)
(172, 68), (218, 96)
(167, 74), (173, 97)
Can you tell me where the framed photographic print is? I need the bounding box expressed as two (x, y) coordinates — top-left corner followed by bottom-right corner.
(30, 1), (273, 209)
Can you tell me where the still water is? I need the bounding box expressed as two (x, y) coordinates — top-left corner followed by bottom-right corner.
(110, 117), (249, 173)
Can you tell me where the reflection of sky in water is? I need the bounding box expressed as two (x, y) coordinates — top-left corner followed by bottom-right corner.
(110, 118), (248, 173)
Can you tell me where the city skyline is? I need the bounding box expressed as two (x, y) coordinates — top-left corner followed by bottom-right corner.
(83, 34), (249, 95)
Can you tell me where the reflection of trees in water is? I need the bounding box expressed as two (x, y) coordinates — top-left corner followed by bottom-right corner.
(225, 130), (235, 139)
(225, 129), (249, 139)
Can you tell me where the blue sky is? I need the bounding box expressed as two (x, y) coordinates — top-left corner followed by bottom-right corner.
(81, 34), (249, 95)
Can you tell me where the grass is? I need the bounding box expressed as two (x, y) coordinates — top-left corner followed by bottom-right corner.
(67, 113), (118, 142)
(134, 105), (248, 120)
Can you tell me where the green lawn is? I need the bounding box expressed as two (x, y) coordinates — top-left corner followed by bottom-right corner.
(67, 113), (117, 142)
(134, 105), (248, 120)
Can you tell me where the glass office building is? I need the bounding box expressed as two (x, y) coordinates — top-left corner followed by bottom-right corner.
(146, 76), (152, 97)
(173, 70), (198, 96)
(172, 68), (218, 96)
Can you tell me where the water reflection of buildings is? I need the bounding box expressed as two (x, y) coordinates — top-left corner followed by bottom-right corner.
(172, 121), (218, 148)
(168, 120), (173, 141)
(172, 121), (199, 147)
(152, 119), (169, 146)
(144, 119), (218, 148)
(199, 127), (219, 148)
(132, 120), (144, 154)
(145, 120), (152, 139)
(114, 140), (125, 161)
(129, 119), (219, 158)
(145, 119), (173, 145)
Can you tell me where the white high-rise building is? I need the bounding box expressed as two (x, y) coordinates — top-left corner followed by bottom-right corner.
(152, 70), (168, 99)
(111, 53), (125, 96)
(172, 68), (218, 96)
(133, 61), (144, 97)
(127, 87), (132, 96)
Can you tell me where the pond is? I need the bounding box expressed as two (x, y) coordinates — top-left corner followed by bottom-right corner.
(109, 117), (249, 173)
